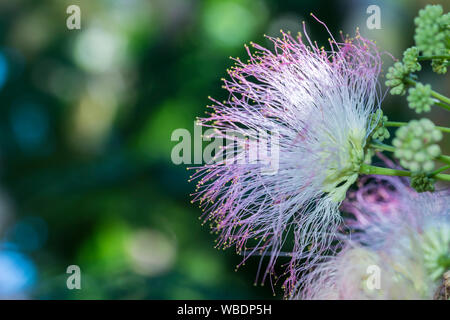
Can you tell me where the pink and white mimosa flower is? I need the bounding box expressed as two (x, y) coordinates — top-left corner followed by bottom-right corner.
(190, 18), (383, 294)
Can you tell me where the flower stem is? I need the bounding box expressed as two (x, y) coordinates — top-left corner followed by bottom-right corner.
(431, 164), (450, 176)
(359, 163), (410, 176)
(430, 93), (450, 110)
(405, 77), (450, 111)
(435, 101), (450, 111)
(434, 173), (450, 182)
(417, 55), (450, 61)
(384, 121), (450, 134)
(369, 141), (395, 152)
(359, 163), (450, 181)
(437, 155), (450, 165)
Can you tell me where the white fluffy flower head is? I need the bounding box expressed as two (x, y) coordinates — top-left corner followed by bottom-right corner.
(191, 19), (382, 294)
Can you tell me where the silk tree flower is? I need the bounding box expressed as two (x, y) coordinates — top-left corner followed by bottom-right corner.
(295, 177), (450, 300)
(190, 18), (383, 294)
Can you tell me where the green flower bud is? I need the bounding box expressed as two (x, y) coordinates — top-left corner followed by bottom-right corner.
(427, 144), (441, 157)
(423, 160), (434, 172)
(407, 83), (434, 113)
(410, 172), (435, 192)
(392, 119), (442, 172)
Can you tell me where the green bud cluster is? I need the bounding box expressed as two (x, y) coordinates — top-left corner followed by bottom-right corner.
(364, 110), (390, 164)
(410, 172), (435, 192)
(379, 5), (450, 189)
(403, 47), (422, 73)
(385, 48), (424, 96)
(385, 62), (409, 95)
(393, 119), (443, 172)
(431, 59), (448, 74)
(407, 83), (434, 113)
(414, 5), (450, 57)
(369, 110), (390, 142)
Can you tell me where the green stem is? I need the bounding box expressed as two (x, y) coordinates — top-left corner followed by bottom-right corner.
(430, 164), (450, 176)
(384, 121), (450, 134)
(404, 78), (417, 86)
(405, 77), (450, 111)
(435, 101), (450, 110)
(430, 92), (450, 110)
(370, 141), (395, 152)
(359, 163), (411, 176)
(437, 155), (450, 165)
(359, 163), (450, 181)
(417, 55), (450, 61)
(434, 173), (450, 181)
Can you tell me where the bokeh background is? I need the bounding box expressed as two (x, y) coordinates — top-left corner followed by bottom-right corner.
(0, 0), (448, 299)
